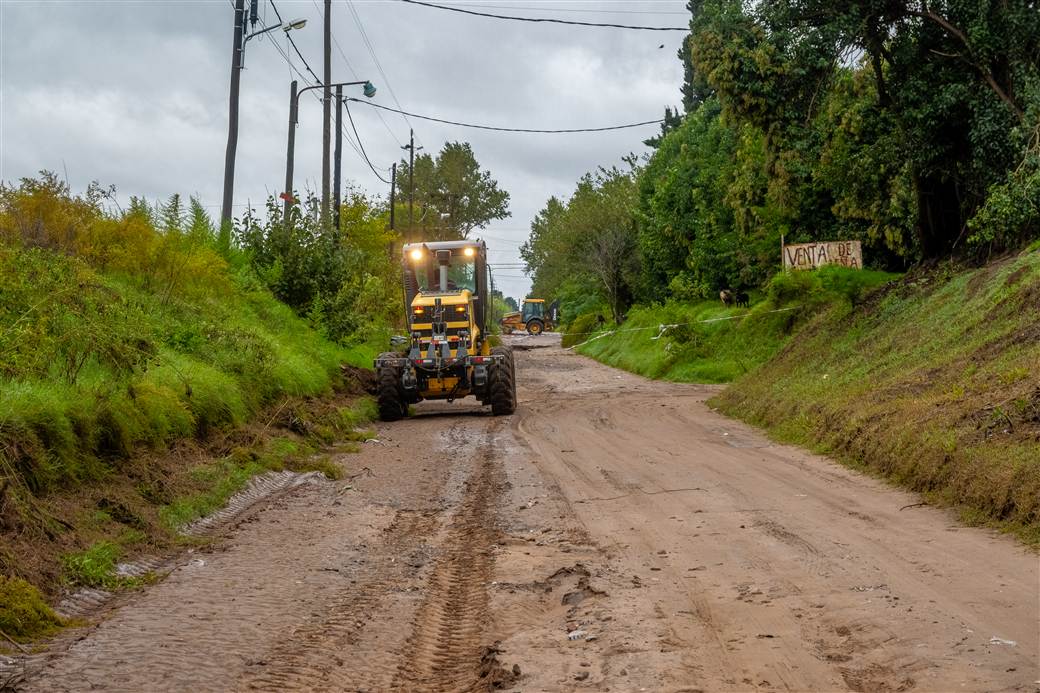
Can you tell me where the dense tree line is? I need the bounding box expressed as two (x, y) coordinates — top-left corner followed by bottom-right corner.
(524, 0), (1040, 319)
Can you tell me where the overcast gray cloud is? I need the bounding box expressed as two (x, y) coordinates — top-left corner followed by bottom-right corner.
(1, 0), (687, 300)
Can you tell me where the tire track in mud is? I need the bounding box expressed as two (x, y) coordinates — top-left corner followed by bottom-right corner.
(238, 508), (440, 692)
(389, 423), (505, 693)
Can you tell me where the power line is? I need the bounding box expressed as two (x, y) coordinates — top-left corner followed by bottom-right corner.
(268, 0), (323, 85)
(345, 99), (663, 133)
(263, 1), (383, 177)
(439, 2), (690, 16)
(398, 0), (689, 31)
(314, 0), (406, 147)
(343, 99), (392, 184)
(344, 0), (415, 137)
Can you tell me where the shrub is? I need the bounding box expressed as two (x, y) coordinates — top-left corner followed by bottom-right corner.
(0, 575), (64, 639)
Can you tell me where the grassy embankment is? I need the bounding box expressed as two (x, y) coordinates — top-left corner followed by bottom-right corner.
(0, 177), (380, 640)
(571, 252), (1040, 544)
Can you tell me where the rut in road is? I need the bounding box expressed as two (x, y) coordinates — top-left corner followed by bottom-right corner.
(390, 422), (505, 692)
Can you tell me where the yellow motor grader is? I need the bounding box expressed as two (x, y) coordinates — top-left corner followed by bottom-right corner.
(374, 240), (517, 421)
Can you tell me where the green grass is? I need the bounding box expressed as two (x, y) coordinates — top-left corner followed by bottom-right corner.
(575, 267), (899, 383)
(0, 246), (353, 495)
(713, 251), (1040, 543)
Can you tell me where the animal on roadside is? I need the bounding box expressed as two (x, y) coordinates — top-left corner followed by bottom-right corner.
(720, 290), (734, 306)
(735, 291), (750, 308)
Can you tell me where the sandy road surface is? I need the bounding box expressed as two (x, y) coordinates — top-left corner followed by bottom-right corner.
(19, 334), (1039, 692)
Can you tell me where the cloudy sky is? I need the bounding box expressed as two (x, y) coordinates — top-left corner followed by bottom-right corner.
(0, 0), (688, 300)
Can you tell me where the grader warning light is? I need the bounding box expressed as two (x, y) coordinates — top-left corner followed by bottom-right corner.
(374, 240), (517, 421)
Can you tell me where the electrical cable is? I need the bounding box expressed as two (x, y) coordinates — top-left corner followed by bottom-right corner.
(345, 99), (663, 133)
(344, 0), (415, 136)
(312, 0), (406, 147)
(439, 2), (689, 16)
(343, 99), (393, 184)
(398, 0), (688, 31)
(268, 0), (323, 85)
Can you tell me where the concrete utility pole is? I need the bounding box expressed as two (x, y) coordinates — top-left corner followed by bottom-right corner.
(389, 163), (397, 231)
(321, 0), (332, 225)
(388, 163), (397, 260)
(283, 80), (299, 221)
(401, 128), (423, 232)
(333, 84), (343, 230)
(221, 0), (246, 232)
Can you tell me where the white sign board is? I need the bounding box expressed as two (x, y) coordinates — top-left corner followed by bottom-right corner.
(783, 240), (862, 270)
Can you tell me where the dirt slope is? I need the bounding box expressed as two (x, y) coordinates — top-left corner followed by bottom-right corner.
(16, 334), (1038, 692)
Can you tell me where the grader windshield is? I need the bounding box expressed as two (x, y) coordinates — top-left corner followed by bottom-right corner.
(412, 251), (476, 293)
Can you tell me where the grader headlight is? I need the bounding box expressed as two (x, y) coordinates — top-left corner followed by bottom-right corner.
(463, 246), (475, 257)
(409, 248), (423, 261)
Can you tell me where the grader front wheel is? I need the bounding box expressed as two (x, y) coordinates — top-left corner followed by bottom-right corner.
(376, 353), (408, 422)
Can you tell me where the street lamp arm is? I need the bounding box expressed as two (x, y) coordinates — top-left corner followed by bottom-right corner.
(243, 23), (284, 43)
(296, 81), (374, 100)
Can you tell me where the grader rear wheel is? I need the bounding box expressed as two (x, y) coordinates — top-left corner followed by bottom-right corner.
(488, 346), (516, 415)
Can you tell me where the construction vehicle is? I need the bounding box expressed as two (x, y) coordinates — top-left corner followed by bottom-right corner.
(374, 240), (517, 421)
(500, 298), (559, 335)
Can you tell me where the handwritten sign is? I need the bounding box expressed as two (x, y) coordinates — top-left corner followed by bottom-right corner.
(783, 240), (862, 270)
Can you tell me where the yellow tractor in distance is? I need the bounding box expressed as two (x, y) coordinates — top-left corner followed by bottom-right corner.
(374, 240), (517, 421)
(500, 298), (559, 335)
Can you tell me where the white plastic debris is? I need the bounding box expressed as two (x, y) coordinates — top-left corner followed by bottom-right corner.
(567, 630), (588, 641)
(989, 636), (1017, 646)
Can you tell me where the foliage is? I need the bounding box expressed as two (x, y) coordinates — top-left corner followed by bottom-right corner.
(395, 141), (510, 240)
(575, 267), (897, 383)
(521, 167), (639, 324)
(236, 189), (401, 347)
(0, 175), (350, 497)
(0, 575), (63, 639)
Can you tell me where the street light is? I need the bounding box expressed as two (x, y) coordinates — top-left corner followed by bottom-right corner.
(282, 80), (378, 223)
(221, 0), (307, 234)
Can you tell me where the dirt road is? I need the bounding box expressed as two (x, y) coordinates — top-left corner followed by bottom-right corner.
(20, 335), (1039, 692)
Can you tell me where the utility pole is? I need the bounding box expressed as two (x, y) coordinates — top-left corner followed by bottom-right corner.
(283, 79), (298, 222)
(389, 163), (397, 231)
(220, 0), (246, 236)
(321, 0), (332, 226)
(333, 84), (343, 231)
(401, 129), (422, 232)
(388, 163), (397, 260)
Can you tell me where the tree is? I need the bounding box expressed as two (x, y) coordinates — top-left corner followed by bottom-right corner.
(187, 197), (216, 244)
(690, 0), (1040, 258)
(396, 141), (510, 240)
(523, 167), (639, 324)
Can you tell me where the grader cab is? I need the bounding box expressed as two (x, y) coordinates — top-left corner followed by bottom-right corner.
(374, 240), (517, 421)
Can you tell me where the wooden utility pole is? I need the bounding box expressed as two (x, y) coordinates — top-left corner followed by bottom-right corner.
(321, 0), (332, 225)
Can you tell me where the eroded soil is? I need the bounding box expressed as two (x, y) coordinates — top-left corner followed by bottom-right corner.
(15, 335), (1040, 692)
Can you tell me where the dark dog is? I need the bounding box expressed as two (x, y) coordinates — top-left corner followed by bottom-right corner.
(735, 291), (750, 308)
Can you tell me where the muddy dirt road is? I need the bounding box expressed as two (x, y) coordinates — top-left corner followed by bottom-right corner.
(19, 335), (1039, 692)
